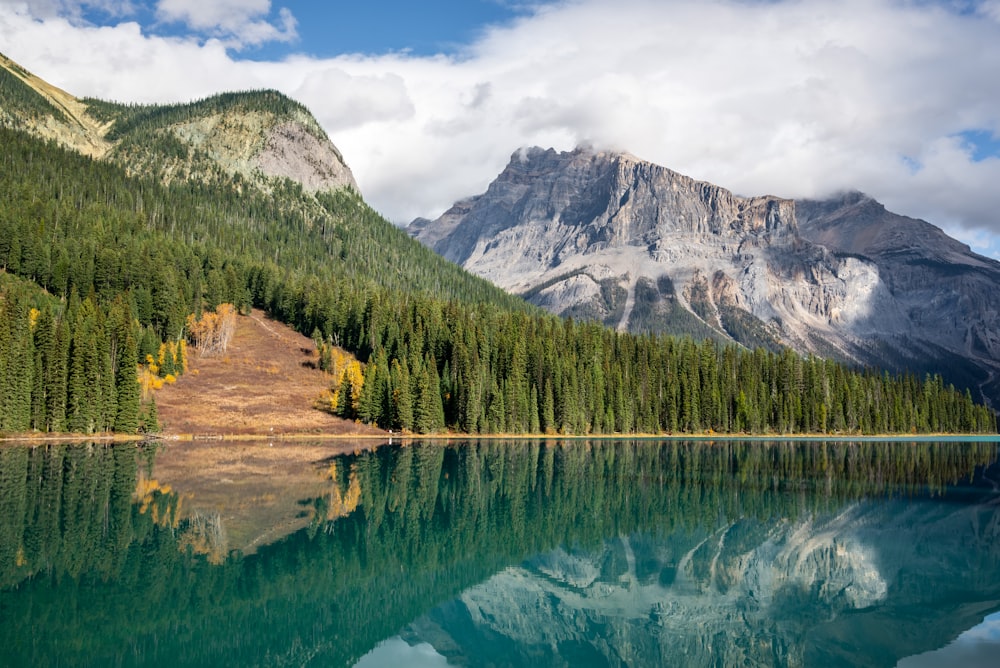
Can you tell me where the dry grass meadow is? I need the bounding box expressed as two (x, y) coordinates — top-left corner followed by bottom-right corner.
(155, 309), (385, 440)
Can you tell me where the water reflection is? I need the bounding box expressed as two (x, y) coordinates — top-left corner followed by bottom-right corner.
(0, 438), (998, 667)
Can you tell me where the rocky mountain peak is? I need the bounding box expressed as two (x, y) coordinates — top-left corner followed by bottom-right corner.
(411, 145), (1000, 406)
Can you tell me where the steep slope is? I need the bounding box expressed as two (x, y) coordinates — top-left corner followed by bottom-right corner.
(0, 53), (356, 196)
(86, 91), (358, 194)
(797, 192), (1000, 403)
(411, 146), (1000, 406)
(0, 52), (112, 158)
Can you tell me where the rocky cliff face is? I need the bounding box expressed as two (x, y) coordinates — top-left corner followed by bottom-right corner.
(142, 104), (358, 194)
(0, 52), (112, 158)
(410, 147), (1000, 406)
(796, 193), (1000, 403)
(0, 53), (357, 196)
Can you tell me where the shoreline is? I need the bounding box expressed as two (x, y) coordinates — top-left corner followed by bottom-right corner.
(2, 430), (997, 445)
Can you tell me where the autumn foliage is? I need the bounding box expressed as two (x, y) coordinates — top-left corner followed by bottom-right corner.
(138, 340), (186, 401)
(187, 303), (237, 356)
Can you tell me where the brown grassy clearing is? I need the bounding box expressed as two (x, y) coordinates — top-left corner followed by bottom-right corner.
(155, 308), (386, 439)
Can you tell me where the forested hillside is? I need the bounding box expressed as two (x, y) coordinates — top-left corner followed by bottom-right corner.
(0, 125), (530, 435)
(0, 107), (995, 435)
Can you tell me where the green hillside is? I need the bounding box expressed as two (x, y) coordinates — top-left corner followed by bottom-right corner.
(0, 61), (68, 126)
(0, 64), (994, 435)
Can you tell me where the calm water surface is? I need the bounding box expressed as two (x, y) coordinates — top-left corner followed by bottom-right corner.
(1, 438), (999, 667)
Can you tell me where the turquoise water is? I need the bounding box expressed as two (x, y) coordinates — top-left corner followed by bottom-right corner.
(1, 438), (999, 667)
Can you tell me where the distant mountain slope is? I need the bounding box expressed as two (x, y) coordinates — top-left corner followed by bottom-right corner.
(0, 52), (356, 195)
(0, 52), (111, 157)
(410, 146), (1000, 406)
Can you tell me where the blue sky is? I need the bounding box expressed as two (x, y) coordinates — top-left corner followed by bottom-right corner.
(70, 0), (546, 58)
(2, 0), (1000, 258)
(254, 1), (544, 58)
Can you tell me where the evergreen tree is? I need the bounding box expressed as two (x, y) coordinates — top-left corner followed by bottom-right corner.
(141, 397), (160, 433)
(529, 384), (540, 434)
(336, 369), (356, 421)
(413, 362), (443, 435)
(0, 292), (34, 432)
(542, 381), (555, 434)
(114, 332), (140, 433)
(390, 358), (413, 432)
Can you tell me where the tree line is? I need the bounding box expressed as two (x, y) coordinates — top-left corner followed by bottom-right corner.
(292, 290), (996, 434)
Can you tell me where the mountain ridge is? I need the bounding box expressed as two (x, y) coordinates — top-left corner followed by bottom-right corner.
(0, 52), (357, 196)
(411, 146), (1000, 406)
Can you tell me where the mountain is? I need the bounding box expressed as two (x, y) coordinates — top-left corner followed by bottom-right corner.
(410, 146), (1000, 406)
(796, 192), (1000, 401)
(1, 54), (992, 436)
(0, 51), (357, 195)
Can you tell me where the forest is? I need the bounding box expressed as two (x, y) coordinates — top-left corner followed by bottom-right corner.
(0, 121), (996, 436)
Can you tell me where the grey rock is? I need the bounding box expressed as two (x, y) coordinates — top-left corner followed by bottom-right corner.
(411, 147), (1000, 406)
(253, 120), (357, 193)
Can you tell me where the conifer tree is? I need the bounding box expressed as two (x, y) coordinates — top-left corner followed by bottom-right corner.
(542, 381), (556, 435)
(31, 324), (46, 431)
(336, 369), (355, 420)
(114, 332), (140, 433)
(529, 384), (540, 434)
(66, 298), (100, 433)
(141, 397), (160, 433)
(45, 313), (70, 433)
(390, 358), (413, 431)
(0, 292), (34, 432)
(412, 365), (438, 434)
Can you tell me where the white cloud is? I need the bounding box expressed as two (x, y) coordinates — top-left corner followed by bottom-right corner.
(293, 65), (416, 132)
(0, 6), (264, 102)
(155, 0), (296, 49)
(2, 0), (1000, 249)
(898, 612), (1000, 668)
(0, 0), (134, 21)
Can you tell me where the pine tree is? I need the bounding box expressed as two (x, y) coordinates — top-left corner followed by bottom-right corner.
(336, 369), (355, 420)
(390, 358), (413, 431)
(45, 312), (69, 432)
(0, 292), (34, 432)
(66, 298), (99, 433)
(529, 384), (540, 434)
(141, 397), (160, 433)
(113, 332), (140, 433)
(413, 359), (445, 434)
(486, 378), (506, 434)
(542, 381), (555, 434)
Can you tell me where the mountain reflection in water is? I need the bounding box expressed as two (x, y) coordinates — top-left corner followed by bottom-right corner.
(1, 438), (998, 667)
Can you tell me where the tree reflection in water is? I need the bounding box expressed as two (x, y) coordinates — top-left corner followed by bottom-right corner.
(1, 438), (998, 667)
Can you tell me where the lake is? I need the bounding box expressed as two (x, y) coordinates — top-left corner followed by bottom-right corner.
(1, 437), (999, 667)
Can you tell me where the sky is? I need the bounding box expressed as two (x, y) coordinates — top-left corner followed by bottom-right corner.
(2, 0), (1000, 259)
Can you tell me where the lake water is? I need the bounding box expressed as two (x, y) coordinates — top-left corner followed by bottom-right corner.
(2, 437), (999, 667)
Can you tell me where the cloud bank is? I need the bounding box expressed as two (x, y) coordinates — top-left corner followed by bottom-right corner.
(2, 0), (999, 255)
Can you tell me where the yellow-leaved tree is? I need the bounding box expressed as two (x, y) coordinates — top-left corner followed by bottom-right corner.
(187, 303), (237, 356)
